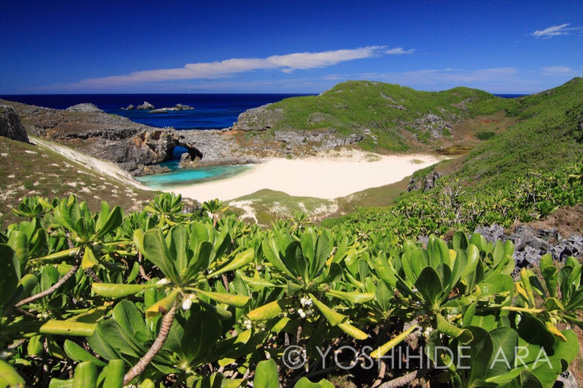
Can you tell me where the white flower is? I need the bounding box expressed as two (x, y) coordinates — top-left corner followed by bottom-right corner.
(300, 296), (313, 307)
(298, 308), (307, 318)
(156, 278), (170, 285)
(182, 297), (193, 311)
(243, 319), (253, 330)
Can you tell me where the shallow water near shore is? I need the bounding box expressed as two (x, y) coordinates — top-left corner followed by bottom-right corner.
(135, 163), (253, 189)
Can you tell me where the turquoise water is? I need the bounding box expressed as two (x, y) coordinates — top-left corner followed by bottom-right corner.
(136, 162), (252, 189)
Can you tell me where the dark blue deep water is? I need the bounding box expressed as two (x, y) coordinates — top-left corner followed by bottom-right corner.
(0, 93), (308, 130)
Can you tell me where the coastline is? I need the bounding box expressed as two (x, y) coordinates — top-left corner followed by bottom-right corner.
(161, 150), (443, 202)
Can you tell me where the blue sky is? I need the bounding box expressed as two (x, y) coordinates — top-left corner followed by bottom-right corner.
(1, 1), (581, 94)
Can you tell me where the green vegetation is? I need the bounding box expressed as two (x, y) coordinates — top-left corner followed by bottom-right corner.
(1, 78), (583, 387)
(452, 77), (583, 189)
(0, 136), (156, 227)
(263, 80), (515, 152)
(1, 190), (581, 387)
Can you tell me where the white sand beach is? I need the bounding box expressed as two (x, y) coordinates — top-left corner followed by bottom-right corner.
(166, 151), (442, 202)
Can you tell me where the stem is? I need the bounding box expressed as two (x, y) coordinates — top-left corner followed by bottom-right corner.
(379, 370), (419, 388)
(123, 300), (177, 385)
(15, 263), (79, 307)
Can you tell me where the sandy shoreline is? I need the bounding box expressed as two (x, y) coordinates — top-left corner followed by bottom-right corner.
(163, 151), (443, 202)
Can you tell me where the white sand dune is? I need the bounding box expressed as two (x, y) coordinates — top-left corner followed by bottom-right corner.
(166, 151), (442, 202)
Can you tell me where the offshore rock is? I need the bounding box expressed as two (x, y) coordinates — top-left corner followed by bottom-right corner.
(137, 101), (155, 110)
(0, 105), (29, 143)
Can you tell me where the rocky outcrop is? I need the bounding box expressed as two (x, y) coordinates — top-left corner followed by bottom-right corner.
(66, 103), (103, 113)
(407, 171), (442, 192)
(0, 105), (29, 143)
(474, 224), (583, 276)
(233, 104), (285, 131)
(274, 130), (363, 152)
(150, 104), (195, 114)
(137, 101), (155, 110)
(0, 100), (202, 176)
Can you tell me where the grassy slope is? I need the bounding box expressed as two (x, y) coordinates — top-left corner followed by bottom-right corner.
(264, 80), (512, 152)
(0, 135), (157, 227)
(449, 77), (583, 189)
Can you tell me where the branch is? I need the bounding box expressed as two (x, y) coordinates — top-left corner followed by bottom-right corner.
(124, 300), (177, 385)
(15, 263), (80, 307)
(378, 370), (419, 388)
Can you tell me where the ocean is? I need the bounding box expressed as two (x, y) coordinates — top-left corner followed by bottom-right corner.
(0, 93), (308, 130)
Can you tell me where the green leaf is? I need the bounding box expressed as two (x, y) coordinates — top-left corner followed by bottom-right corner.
(435, 314), (473, 344)
(540, 253), (558, 298)
(168, 224), (188, 277)
(181, 310), (222, 364)
(0, 244), (19, 306)
(102, 359), (125, 388)
(262, 236), (294, 278)
(92, 283), (158, 298)
(309, 293), (346, 326)
(64, 340), (106, 367)
(7, 230), (28, 276)
(254, 359), (279, 388)
(326, 289), (374, 304)
(337, 322), (368, 340)
(370, 324), (418, 358)
(72, 361), (97, 388)
(142, 228), (178, 283)
(94, 203), (122, 239)
(415, 267), (443, 307)
(145, 289), (178, 319)
(0, 359), (26, 387)
(196, 289), (250, 308)
(283, 241), (307, 282)
(112, 300), (150, 344)
(211, 248), (254, 277)
(294, 377), (335, 388)
(81, 246), (99, 270)
(375, 280), (392, 312)
(40, 320), (96, 337)
(247, 299), (289, 321)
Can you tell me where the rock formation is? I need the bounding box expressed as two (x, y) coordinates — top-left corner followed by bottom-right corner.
(66, 103), (103, 113)
(232, 104), (285, 131)
(0, 100), (202, 176)
(137, 101), (155, 110)
(474, 224), (583, 277)
(0, 105), (29, 143)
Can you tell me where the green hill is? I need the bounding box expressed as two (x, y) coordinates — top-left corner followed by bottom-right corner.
(244, 80), (513, 152)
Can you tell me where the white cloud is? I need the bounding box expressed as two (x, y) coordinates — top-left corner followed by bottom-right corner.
(384, 48), (415, 55)
(531, 23), (571, 38)
(541, 66), (581, 77)
(64, 46), (399, 90)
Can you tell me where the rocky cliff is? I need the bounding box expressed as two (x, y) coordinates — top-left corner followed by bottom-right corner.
(0, 100), (201, 176)
(0, 105), (30, 143)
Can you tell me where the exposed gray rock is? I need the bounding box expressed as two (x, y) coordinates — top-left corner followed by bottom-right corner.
(274, 130), (363, 151)
(66, 103), (103, 113)
(233, 104), (285, 131)
(474, 224), (583, 276)
(407, 171), (442, 192)
(121, 104), (135, 111)
(137, 101), (155, 110)
(0, 105), (29, 142)
(149, 104), (195, 114)
(1, 100), (202, 175)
